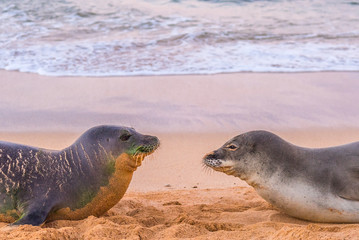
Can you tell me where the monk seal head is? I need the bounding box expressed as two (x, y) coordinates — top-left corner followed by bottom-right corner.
(77, 125), (160, 171)
(203, 131), (276, 180)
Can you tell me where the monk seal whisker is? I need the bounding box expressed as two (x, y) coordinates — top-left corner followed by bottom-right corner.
(0, 125), (160, 226)
(204, 130), (359, 223)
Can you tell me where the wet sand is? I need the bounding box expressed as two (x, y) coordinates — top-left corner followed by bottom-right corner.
(1, 71), (359, 239)
(1, 71), (359, 133)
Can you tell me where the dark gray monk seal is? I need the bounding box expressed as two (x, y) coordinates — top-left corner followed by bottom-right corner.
(203, 130), (359, 223)
(0, 125), (159, 226)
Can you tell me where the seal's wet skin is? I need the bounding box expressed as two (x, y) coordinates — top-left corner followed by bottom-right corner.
(0, 125), (159, 226)
(203, 131), (359, 223)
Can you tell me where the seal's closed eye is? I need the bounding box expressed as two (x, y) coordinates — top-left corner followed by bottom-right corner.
(226, 144), (238, 151)
(119, 132), (131, 141)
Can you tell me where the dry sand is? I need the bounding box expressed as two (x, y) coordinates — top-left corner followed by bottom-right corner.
(1, 71), (359, 239)
(2, 186), (359, 240)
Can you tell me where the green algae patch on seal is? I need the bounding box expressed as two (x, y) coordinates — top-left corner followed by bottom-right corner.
(203, 130), (359, 223)
(0, 125), (159, 226)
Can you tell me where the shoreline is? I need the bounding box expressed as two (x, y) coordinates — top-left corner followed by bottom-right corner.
(4, 69), (359, 78)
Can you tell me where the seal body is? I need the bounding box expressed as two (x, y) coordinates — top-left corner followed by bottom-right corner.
(0, 125), (159, 226)
(203, 131), (359, 223)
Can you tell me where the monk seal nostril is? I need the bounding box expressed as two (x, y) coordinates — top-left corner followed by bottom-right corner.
(0, 125), (160, 226)
(204, 130), (359, 223)
(204, 152), (217, 160)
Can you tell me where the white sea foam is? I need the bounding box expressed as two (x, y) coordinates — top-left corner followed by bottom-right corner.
(0, 0), (358, 76)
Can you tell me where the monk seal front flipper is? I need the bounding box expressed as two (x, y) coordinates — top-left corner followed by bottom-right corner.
(203, 130), (359, 223)
(0, 125), (159, 226)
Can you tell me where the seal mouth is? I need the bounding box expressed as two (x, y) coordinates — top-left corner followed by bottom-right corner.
(203, 154), (236, 175)
(203, 158), (232, 172)
(203, 158), (223, 168)
(130, 143), (160, 168)
(135, 144), (159, 154)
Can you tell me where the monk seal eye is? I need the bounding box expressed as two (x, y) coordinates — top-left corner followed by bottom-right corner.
(106, 138), (110, 142)
(119, 133), (131, 141)
(226, 144), (238, 151)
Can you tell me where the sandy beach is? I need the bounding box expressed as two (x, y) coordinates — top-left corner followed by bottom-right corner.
(1, 71), (359, 239)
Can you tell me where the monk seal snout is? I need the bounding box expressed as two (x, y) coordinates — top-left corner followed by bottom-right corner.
(203, 151), (238, 174)
(126, 136), (160, 170)
(128, 136), (160, 171)
(140, 135), (160, 148)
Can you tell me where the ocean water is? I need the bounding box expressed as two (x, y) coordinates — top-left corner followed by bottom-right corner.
(0, 0), (358, 76)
